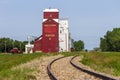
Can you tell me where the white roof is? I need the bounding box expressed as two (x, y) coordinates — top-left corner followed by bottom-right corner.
(43, 8), (59, 12)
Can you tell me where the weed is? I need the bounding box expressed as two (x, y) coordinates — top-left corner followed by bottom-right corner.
(81, 52), (120, 76)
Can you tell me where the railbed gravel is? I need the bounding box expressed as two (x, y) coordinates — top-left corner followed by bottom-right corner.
(51, 56), (102, 80)
(12, 55), (63, 80)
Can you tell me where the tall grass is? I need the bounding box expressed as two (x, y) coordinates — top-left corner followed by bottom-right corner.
(0, 68), (37, 80)
(0, 53), (44, 71)
(0, 53), (45, 79)
(81, 52), (120, 76)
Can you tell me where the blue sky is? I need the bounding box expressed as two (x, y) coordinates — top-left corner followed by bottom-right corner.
(0, 0), (120, 50)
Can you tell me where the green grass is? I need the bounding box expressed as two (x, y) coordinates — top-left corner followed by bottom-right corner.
(0, 68), (36, 80)
(61, 52), (81, 57)
(0, 53), (44, 71)
(81, 52), (120, 76)
(0, 53), (46, 79)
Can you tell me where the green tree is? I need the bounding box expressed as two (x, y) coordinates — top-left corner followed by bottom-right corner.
(0, 38), (13, 52)
(0, 38), (27, 53)
(100, 38), (108, 51)
(73, 40), (84, 51)
(100, 28), (120, 52)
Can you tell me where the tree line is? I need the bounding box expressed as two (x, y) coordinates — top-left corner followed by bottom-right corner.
(73, 27), (120, 52)
(73, 40), (84, 51)
(100, 28), (120, 52)
(0, 38), (27, 53)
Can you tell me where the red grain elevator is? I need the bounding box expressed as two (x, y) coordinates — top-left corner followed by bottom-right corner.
(33, 8), (59, 53)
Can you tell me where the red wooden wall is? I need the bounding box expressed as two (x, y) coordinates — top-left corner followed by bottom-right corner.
(33, 9), (59, 53)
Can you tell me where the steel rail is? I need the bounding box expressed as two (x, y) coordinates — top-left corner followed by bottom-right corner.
(70, 56), (119, 80)
(47, 56), (65, 80)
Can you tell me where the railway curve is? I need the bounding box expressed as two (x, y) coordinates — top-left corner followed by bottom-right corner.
(70, 56), (118, 80)
(47, 56), (105, 80)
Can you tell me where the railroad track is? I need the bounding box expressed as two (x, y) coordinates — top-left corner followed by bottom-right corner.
(47, 56), (119, 80)
(47, 57), (65, 80)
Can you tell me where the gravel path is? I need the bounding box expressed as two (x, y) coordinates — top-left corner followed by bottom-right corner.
(51, 56), (102, 80)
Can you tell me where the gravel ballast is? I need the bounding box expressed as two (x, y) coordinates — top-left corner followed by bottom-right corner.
(51, 56), (102, 80)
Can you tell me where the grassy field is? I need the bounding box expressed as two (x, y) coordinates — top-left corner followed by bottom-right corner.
(81, 52), (120, 77)
(0, 53), (47, 80)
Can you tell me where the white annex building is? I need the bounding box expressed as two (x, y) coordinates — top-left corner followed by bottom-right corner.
(59, 18), (72, 52)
